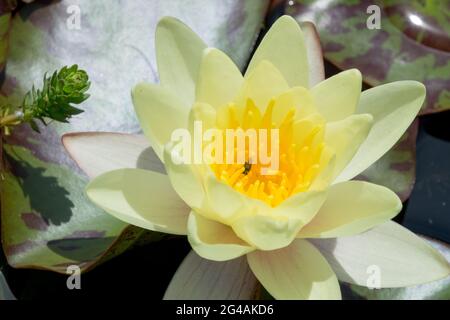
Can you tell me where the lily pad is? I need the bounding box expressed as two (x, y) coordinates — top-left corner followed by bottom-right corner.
(0, 0), (269, 272)
(287, 0), (450, 114)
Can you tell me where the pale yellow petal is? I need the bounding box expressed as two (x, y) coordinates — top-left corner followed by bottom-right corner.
(187, 212), (254, 261)
(86, 168), (189, 235)
(231, 190), (327, 251)
(237, 60), (289, 113)
(336, 81), (425, 182)
(246, 15), (309, 87)
(132, 83), (189, 161)
(196, 48), (243, 109)
(311, 69), (362, 122)
(156, 16), (206, 105)
(298, 181), (401, 238)
(324, 114), (373, 181)
(163, 142), (206, 210)
(247, 239), (341, 300)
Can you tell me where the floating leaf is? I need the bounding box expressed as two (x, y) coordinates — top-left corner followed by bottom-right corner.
(287, 0), (450, 114)
(0, 9), (12, 72)
(0, 0), (269, 272)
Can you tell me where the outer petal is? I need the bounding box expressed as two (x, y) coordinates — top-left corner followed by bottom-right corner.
(247, 239), (341, 300)
(311, 69), (362, 122)
(132, 83), (189, 161)
(335, 81), (425, 183)
(164, 251), (258, 300)
(195, 48), (244, 109)
(324, 114), (373, 181)
(187, 212), (254, 261)
(156, 16), (206, 105)
(246, 15), (309, 87)
(313, 221), (450, 288)
(231, 190), (327, 251)
(62, 132), (164, 178)
(300, 21), (325, 87)
(86, 168), (189, 235)
(237, 60), (290, 113)
(163, 142), (206, 210)
(298, 181), (402, 238)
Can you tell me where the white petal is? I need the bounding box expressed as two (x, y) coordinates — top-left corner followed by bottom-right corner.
(62, 132), (164, 178)
(312, 221), (450, 288)
(164, 251), (258, 300)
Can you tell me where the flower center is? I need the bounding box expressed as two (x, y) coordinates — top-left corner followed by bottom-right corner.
(210, 98), (325, 207)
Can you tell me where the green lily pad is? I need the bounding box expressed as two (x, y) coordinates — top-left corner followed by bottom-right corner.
(287, 0), (450, 114)
(0, 0), (269, 272)
(0, 10), (12, 71)
(357, 120), (418, 202)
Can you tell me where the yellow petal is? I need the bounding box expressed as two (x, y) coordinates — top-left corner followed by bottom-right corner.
(163, 142), (206, 210)
(313, 221), (450, 288)
(246, 15), (309, 87)
(204, 175), (248, 223)
(189, 102), (216, 131)
(298, 181), (402, 238)
(86, 168), (189, 235)
(195, 48), (243, 109)
(187, 212), (254, 261)
(156, 17), (206, 105)
(247, 239), (341, 300)
(62, 132), (164, 178)
(132, 83), (189, 161)
(237, 60), (289, 113)
(272, 87), (316, 125)
(311, 69), (362, 122)
(324, 114), (373, 181)
(231, 190), (327, 251)
(336, 81), (426, 182)
(164, 251), (257, 300)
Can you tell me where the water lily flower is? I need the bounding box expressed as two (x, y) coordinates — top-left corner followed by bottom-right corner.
(63, 16), (450, 300)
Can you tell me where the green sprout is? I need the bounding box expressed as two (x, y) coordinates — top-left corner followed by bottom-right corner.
(0, 64), (90, 134)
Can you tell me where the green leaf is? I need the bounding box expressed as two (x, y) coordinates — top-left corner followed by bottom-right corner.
(287, 0), (450, 115)
(1, 0), (269, 272)
(0, 12), (11, 72)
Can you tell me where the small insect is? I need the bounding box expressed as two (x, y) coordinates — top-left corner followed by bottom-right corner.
(243, 161), (252, 175)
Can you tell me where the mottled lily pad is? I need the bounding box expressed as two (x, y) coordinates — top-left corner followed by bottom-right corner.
(287, 0), (450, 114)
(0, 0), (269, 272)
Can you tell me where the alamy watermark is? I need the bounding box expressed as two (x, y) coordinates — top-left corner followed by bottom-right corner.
(66, 265), (81, 290)
(170, 121), (280, 175)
